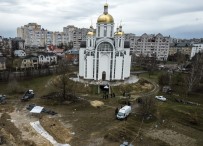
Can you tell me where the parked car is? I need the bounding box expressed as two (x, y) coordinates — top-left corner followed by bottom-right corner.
(21, 90), (35, 101)
(116, 105), (131, 120)
(155, 96), (166, 101)
(0, 95), (6, 104)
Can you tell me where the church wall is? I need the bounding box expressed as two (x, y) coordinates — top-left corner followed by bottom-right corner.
(79, 48), (84, 77)
(98, 54), (110, 80)
(86, 56), (93, 79)
(123, 52), (131, 78)
(115, 56), (123, 80)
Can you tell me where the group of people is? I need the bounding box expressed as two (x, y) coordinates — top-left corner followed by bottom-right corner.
(102, 92), (115, 99)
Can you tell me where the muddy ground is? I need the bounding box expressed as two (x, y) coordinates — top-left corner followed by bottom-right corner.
(0, 93), (202, 146)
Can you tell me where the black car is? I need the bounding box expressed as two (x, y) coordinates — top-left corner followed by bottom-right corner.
(0, 95), (6, 104)
(21, 90), (35, 101)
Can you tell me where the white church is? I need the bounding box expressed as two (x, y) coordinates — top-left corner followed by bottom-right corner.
(79, 3), (131, 81)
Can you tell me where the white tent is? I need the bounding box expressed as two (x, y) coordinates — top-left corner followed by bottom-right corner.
(30, 106), (44, 114)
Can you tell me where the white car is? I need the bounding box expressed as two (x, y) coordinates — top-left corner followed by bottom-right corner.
(155, 96), (166, 101)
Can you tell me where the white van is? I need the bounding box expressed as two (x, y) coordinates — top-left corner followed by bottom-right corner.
(117, 105), (131, 120)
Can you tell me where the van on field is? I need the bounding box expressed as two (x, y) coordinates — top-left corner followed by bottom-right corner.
(116, 105), (131, 120)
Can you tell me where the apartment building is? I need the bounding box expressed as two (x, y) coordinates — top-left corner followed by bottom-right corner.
(124, 33), (136, 53)
(134, 33), (170, 61)
(63, 25), (88, 49)
(17, 23), (89, 49)
(190, 43), (203, 59)
(169, 43), (192, 56)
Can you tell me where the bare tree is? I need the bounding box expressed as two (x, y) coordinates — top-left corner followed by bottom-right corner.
(138, 96), (156, 117)
(186, 52), (203, 93)
(50, 59), (72, 103)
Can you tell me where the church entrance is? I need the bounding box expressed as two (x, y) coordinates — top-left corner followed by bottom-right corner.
(102, 71), (106, 81)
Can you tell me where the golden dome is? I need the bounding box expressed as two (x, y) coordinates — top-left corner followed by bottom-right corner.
(104, 3), (108, 7)
(97, 14), (114, 23)
(115, 31), (124, 36)
(87, 31), (95, 36)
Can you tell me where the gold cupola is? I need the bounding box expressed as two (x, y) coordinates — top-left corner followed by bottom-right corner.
(87, 25), (95, 36)
(115, 25), (124, 36)
(97, 3), (114, 24)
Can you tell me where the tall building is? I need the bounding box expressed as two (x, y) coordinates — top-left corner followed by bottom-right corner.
(79, 3), (131, 81)
(63, 25), (88, 49)
(124, 33), (136, 53)
(17, 23), (43, 47)
(134, 33), (170, 61)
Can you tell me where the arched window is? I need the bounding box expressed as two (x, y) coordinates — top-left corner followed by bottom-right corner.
(97, 42), (113, 52)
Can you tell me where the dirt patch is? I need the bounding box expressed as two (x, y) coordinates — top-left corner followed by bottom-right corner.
(90, 100), (104, 107)
(0, 104), (14, 113)
(0, 113), (36, 146)
(141, 83), (153, 90)
(40, 116), (72, 143)
(9, 109), (52, 146)
(145, 129), (196, 146)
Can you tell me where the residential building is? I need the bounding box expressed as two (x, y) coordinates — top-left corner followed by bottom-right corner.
(134, 33), (170, 61)
(65, 49), (79, 63)
(63, 25), (88, 49)
(47, 45), (64, 57)
(169, 43), (192, 56)
(17, 23), (89, 49)
(14, 50), (26, 57)
(17, 23), (42, 47)
(0, 37), (12, 56)
(79, 3), (131, 81)
(190, 43), (203, 59)
(11, 37), (25, 50)
(37, 52), (57, 65)
(21, 55), (38, 69)
(124, 33), (136, 53)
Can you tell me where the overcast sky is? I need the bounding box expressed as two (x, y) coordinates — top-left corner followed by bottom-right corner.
(0, 0), (203, 39)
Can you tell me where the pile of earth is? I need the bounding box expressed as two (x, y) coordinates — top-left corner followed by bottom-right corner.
(39, 116), (72, 143)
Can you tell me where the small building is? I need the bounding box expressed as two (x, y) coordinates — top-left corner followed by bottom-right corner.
(11, 37), (25, 50)
(47, 45), (64, 56)
(37, 52), (57, 65)
(64, 49), (79, 63)
(21, 55), (38, 69)
(14, 50), (26, 57)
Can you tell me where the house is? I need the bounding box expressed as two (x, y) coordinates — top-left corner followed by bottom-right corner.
(21, 55), (38, 69)
(47, 45), (64, 56)
(14, 50), (26, 57)
(0, 57), (6, 70)
(37, 52), (57, 65)
(64, 48), (79, 63)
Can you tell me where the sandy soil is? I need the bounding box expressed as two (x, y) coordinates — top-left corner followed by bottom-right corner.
(9, 109), (52, 146)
